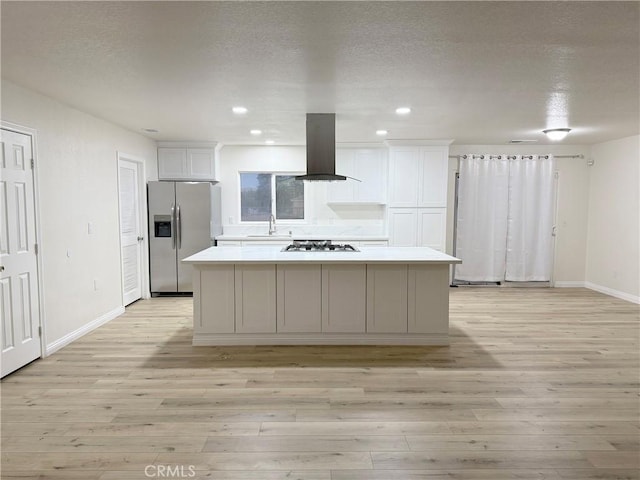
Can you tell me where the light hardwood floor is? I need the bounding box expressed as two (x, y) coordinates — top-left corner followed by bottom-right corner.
(1, 287), (639, 480)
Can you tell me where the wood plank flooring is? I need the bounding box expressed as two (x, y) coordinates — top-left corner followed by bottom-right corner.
(1, 287), (639, 480)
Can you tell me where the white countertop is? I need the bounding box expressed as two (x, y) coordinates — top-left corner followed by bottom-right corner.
(215, 234), (389, 241)
(183, 246), (461, 264)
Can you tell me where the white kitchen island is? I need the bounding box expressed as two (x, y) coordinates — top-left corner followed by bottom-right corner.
(182, 246), (461, 346)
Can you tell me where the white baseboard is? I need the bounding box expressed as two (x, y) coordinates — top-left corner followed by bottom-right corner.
(45, 305), (125, 356)
(584, 282), (640, 305)
(554, 281), (586, 287)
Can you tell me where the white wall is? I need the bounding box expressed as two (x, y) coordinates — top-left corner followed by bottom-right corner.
(585, 135), (640, 303)
(1, 80), (158, 349)
(449, 145), (592, 284)
(218, 145), (385, 236)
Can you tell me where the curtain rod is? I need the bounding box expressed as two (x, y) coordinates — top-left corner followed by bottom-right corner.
(448, 154), (584, 160)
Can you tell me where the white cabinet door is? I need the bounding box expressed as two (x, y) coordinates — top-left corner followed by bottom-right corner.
(354, 149), (385, 203)
(235, 264), (276, 333)
(158, 148), (187, 180)
(321, 265), (366, 332)
(418, 147), (448, 207)
(186, 148), (217, 180)
(388, 208), (418, 247)
(388, 148), (419, 207)
(158, 147), (217, 181)
(277, 265), (322, 333)
(359, 240), (388, 247)
(327, 150), (356, 203)
(366, 265), (408, 333)
(328, 148), (386, 204)
(417, 208), (447, 251)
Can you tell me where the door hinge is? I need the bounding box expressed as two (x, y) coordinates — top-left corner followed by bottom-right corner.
(38, 326), (42, 337)
(34, 243), (38, 255)
(31, 159), (35, 169)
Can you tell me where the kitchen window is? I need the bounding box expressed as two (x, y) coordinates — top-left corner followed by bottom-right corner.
(240, 173), (305, 221)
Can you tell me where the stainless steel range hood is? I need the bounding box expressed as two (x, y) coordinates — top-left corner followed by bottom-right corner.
(295, 113), (347, 181)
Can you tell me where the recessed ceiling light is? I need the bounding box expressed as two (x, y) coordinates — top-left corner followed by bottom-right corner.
(265, 140), (275, 145)
(395, 107), (411, 115)
(143, 128), (159, 133)
(250, 129), (262, 135)
(232, 106), (248, 114)
(376, 130), (388, 136)
(543, 128), (571, 141)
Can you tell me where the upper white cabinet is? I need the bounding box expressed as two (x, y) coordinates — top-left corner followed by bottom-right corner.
(158, 143), (220, 182)
(327, 148), (387, 204)
(388, 145), (449, 207)
(387, 142), (451, 250)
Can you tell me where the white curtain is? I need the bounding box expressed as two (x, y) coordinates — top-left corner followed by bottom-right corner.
(454, 155), (510, 282)
(454, 154), (555, 283)
(505, 155), (555, 281)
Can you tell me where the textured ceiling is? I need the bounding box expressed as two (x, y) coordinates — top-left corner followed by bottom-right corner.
(1, 1), (638, 145)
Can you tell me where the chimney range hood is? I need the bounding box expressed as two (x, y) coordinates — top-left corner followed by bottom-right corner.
(295, 113), (347, 181)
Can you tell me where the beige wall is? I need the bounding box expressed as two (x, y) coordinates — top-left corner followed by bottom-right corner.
(586, 135), (640, 302)
(448, 145), (592, 284)
(1, 80), (158, 349)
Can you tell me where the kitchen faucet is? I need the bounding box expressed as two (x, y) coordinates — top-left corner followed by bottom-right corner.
(268, 214), (276, 235)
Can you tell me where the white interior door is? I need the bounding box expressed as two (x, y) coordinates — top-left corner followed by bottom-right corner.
(118, 157), (143, 306)
(1, 128), (42, 377)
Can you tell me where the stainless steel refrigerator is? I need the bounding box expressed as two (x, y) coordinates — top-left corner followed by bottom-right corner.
(148, 181), (222, 295)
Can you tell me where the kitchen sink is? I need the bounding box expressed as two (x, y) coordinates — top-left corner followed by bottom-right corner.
(246, 234), (292, 239)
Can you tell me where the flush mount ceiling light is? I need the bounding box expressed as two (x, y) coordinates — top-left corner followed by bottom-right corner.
(376, 130), (388, 136)
(265, 139), (275, 145)
(250, 129), (262, 135)
(395, 107), (411, 115)
(232, 106), (248, 114)
(543, 128), (571, 141)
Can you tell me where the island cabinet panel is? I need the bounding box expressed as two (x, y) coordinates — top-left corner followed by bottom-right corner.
(195, 265), (235, 333)
(366, 265), (408, 333)
(321, 265), (366, 333)
(276, 265), (322, 333)
(408, 264), (449, 334)
(234, 264), (276, 333)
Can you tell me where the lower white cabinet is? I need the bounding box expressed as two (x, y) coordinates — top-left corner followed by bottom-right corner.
(276, 265), (322, 333)
(366, 264), (408, 333)
(388, 207), (446, 251)
(417, 209), (446, 251)
(321, 265), (366, 332)
(388, 209), (418, 247)
(234, 264), (276, 333)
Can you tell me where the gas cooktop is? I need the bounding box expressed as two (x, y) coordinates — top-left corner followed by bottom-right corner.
(282, 240), (359, 252)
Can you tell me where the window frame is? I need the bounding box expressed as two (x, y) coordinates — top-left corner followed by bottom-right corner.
(238, 171), (307, 223)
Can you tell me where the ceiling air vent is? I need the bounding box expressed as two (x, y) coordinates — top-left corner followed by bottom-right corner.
(509, 139), (538, 144)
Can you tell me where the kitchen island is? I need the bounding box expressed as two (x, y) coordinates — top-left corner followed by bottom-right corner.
(182, 246), (461, 346)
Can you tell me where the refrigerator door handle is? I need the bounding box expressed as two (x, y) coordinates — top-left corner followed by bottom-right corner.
(177, 204), (182, 250)
(171, 204), (176, 250)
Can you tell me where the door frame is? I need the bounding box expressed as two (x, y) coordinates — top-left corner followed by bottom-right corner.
(116, 151), (150, 302)
(1, 121), (46, 359)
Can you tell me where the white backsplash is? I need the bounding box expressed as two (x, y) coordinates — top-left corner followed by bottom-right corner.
(222, 221), (386, 238)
